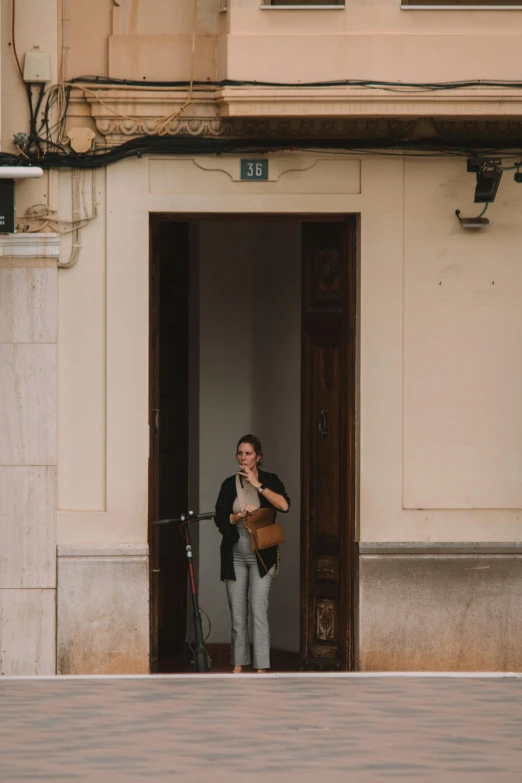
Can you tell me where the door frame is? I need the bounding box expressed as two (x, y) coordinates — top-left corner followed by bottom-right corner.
(148, 212), (359, 671)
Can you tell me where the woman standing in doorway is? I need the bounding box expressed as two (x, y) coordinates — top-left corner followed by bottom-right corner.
(215, 435), (290, 673)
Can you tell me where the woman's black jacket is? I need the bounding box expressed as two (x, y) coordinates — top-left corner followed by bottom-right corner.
(215, 470), (291, 580)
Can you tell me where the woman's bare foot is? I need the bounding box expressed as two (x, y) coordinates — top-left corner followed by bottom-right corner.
(256, 669), (267, 674)
(232, 665), (243, 674)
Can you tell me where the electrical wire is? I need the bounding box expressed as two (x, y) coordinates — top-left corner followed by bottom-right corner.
(15, 68), (522, 171)
(58, 169), (82, 269)
(455, 202), (490, 224)
(17, 169), (98, 271)
(200, 607), (212, 643)
(61, 83), (137, 121)
(156, 0), (198, 135)
(11, 0), (23, 80)
(15, 71), (522, 171)
(6, 133), (522, 171)
(178, 518), (212, 645)
(66, 75), (522, 92)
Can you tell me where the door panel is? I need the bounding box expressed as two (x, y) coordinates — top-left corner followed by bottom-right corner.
(149, 219), (190, 672)
(301, 219), (356, 670)
(313, 340), (341, 539)
(148, 219), (161, 672)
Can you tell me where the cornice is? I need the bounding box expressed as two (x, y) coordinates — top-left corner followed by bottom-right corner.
(68, 86), (522, 144)
(215, 87), (522, 119)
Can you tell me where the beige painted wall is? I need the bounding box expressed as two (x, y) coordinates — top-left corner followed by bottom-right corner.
(7, 0), (519, 99)
(223, 1), (522, 83)
(55, 151), (522, 556)
(58, 169), (107, 515)
(65, 0), (522, 85)
(198, 220), (257, 643)
(7, 0), (522, 674)
(403, 160), (522, 511)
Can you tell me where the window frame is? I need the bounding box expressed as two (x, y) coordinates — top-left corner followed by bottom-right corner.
(401, 0), (522, 8)
(262, 0), (345, 8)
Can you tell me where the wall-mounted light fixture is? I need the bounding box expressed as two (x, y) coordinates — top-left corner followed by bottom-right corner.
(474, 168), (502, 203)
(467, 158), (503, 203)
(455, 205), (489, 229)
(455, 158), (504, 228)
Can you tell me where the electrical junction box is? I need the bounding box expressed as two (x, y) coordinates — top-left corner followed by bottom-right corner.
(23, 48), (51, 83)
(0, 180), (15, 233)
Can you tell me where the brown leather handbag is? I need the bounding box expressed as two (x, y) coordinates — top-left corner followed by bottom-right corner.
(235, 477), (285, 551)
(247, 507), (285, 550)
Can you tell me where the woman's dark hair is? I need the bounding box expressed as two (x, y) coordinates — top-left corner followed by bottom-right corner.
(236, 434), (263, 463)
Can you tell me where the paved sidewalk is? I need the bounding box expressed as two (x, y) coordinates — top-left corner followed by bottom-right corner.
(1, 674), (521, 782)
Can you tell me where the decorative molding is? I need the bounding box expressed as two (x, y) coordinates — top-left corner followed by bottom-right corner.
(436, 120), (522, 141)
(93, 115), (522, 147)
(57, 543), (149, 558)
(359, 542), (522, 555)
(0, 233), (60, 258)
(92, 115), (418, 146)
(216, 87), (522, 120)
(65, 86), (522, 144)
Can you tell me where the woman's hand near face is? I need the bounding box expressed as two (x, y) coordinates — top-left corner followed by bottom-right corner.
(237, 466), (261, 489)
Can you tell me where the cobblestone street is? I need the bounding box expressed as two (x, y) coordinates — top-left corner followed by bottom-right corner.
(1, 673), (521, 782)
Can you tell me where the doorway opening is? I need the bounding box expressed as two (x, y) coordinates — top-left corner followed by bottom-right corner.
(149, 215), (357, 673)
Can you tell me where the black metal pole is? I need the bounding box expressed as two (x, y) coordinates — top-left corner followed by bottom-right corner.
(152, 511), (213, 673)
(183, 514), (210, 673)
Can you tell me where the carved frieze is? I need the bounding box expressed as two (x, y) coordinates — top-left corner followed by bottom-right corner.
(92, 114), (412, 145)
(93, 116), (522, 147)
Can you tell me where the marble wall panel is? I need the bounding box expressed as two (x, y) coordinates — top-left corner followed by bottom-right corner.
(0, 268), (57, 344)
(360, 553), (522, 671)
(57, 547), (149, 674)
(0, 589), (56, 675)
(0, 467), (56, 589)
(0, 344), (57, 465)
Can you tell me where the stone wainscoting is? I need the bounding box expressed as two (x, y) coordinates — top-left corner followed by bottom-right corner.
(57, 544), (149, 674)
(359, 543), (522, 671)
(0, 235), (59, 676)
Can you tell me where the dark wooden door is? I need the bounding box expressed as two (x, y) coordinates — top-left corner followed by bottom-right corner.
(149, 218), (190, 672)
(301, 219), (356, 671)
(149, 218), (161, 672)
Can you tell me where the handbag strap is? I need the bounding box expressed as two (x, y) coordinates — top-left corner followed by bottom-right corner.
(236, 474), (278, 577)
(235, 473), (246, 510)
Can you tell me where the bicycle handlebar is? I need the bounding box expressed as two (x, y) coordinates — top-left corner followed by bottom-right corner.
(151, 511), (215, 527)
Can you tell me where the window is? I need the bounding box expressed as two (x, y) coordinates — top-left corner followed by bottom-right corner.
(267, 1), (344, 6)
(402, 0), (522, 6)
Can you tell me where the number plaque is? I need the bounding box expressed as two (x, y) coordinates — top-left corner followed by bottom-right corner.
(240, 159), (268, 181)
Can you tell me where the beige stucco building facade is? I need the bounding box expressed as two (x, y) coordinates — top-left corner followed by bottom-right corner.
(2, 0), (522, 675)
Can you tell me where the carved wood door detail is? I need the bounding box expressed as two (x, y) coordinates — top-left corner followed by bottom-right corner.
(301, 219), (357, 670)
